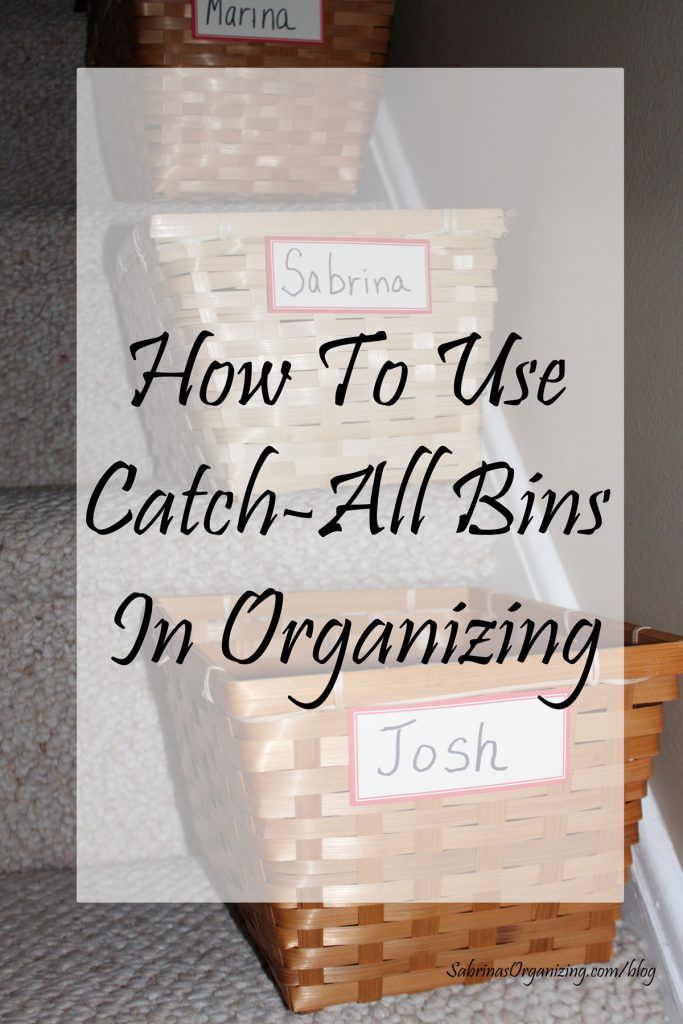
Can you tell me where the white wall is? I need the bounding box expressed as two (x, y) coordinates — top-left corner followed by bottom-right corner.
(389, 0), (683, 858)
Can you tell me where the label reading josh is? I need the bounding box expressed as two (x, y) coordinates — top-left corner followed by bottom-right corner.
(348, 691), (570, 805)
(266, 237), (432, 313)
(193, 0), (324, 43)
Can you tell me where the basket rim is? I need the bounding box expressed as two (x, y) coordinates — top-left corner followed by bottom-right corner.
(155, 585), (683, 716)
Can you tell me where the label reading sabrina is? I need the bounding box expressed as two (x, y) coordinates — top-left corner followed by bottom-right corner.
(193, 0), (324, 43)
(348, 691), (570, 805)
(266, 237), (432, 313)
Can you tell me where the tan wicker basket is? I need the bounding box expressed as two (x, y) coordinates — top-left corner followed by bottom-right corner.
(87, 1), (395, 198)
(156, 587), (682, 1012)
(116, 209), (505, 493)
(87, 0), (395, 68)
(93, 66), (385, 199)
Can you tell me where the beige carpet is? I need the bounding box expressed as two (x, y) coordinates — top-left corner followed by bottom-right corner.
(0, 870), (669, 1024)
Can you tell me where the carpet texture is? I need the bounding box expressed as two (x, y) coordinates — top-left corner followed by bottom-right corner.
(0, 870), (669, 1024)
(0, 207), (75, 486)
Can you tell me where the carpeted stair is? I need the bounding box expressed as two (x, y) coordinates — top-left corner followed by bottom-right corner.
(0, 869), (668, 1024)
(1, 2), (78, 879)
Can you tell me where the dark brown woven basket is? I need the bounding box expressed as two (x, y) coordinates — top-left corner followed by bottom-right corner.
(87, 0), (395, 67)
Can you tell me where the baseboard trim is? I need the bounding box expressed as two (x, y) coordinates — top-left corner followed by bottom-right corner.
(482, 404), (578, 609)
(369, 101), (424, 209)
(629, 794), (683, 1021)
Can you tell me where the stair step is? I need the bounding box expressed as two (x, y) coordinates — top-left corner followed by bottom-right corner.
(0, 488), (74, 598)
(1, 482), (496, 602)
(0, 71), (76, 206)
(0, 3), (84, 206)
(4, 7), (85, 75)
(0, 204), (73, 287)
(0, 205), (75, 485)
(0, 3), (84, 201)
(1, 595), (75, 870)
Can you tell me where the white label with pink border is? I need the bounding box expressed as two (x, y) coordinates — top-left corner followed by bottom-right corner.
(266, 237), (432, 314)
(348, 690), (570, 805)
(193, 0), (324, 44)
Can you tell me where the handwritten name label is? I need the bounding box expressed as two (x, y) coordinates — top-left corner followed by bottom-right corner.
(266, 237), (432, 313)
(193, 0), (324, 43)
(348, 691), (569, 805)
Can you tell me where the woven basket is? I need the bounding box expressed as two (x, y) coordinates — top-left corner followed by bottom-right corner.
(156, 587), (682, 1012)
(115, 209), (505, 493)
(87, 0), (395, 68)
(87, 1), (395, 198)
(92, 66), (385, 199)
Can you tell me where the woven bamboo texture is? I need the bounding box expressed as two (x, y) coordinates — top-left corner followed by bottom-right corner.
(93, 66), (384, 199)
(116, 209), (505, 492)
(87, 0), (395, 68)
(157, 587), (682, 1012)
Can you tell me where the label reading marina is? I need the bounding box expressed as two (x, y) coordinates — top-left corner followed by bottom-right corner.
(193, 0), (324, 43)
(266, 237), (432, 313)
(349, 691), (570, 805)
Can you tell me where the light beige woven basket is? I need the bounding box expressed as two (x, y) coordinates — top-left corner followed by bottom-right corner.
(115, 209), (505, 494)
(87, 0), (396, 200)
(93, 67), (385, 200)
(155, 586), (682, 1011)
